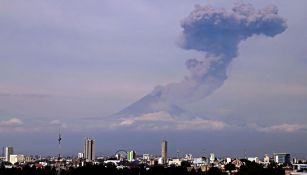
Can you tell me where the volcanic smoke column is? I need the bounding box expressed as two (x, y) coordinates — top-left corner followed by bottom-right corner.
(116, 3), (287, 118)
(159, 3), (287, 104)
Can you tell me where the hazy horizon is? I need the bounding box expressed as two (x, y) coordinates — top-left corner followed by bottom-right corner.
(1, 0), (307, 159)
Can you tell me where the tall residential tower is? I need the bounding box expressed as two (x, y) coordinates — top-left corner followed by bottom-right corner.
(5, 146), (13, 162)
(161, 140), (167, 165)
(84, 138), (95, 162)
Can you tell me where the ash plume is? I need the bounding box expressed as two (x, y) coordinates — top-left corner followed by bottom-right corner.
(116, 3), (287, 117)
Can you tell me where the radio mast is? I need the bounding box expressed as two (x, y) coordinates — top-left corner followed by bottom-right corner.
(57, 128), (62, 175)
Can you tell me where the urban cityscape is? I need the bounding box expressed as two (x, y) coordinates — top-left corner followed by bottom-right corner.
(0, 137), (306, 175)
(1, 0), (307, 175)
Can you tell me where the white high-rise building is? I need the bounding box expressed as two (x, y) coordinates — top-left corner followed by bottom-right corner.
(5, 147), (13, 162)
(84, 138), (95, 162)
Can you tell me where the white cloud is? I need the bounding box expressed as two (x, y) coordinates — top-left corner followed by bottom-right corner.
(135, 111), (174, 122)
(175, 118), (225, 130)
(50, 120), (67, 128)
(0, 118), (25, 133)
(115, 112), (226, 131)
(0, 118), (70, 133)
(0, 118), (23, 126)
(118, 119), (135, 126)
(250, 123), (307, 133)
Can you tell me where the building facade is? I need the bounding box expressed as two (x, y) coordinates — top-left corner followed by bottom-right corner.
(84, 138), (95, 162)
(210, 153), (215, 164)
(78, 153), (84, 159)
(161, 140), (167, 165)
(5, 147), (13, 162)
(248, 157), (259, 163)
(274, 153), (291, 165)
(127, 150), (136, 161)
(9, 154), (25, 164)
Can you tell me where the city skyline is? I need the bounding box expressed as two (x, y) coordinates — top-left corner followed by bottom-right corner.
(1, 140), (303, 175)
(0, 139), (298, 161)
(0, 0), (307, 158)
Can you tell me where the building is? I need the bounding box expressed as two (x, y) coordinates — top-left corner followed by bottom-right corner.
(169, 158), (182, 166)
(127, 150), (136, 161)
(158, 157), (163, 165)
(185, 154), (193, 161)
(226, 157), (232, 164)
(5, 147), (13, 162)
(193, 157), (206, 166)
(293, 164), (307, 172)
(232, 159), (243, 168)
(263, 154), (270, 163)
(161, 140), (167, 165)
(274, 153), (291, 165)
(248, 157), (259, 163)
(210, 153), (215, 164)
(24, 156), (33, 163)
(9, 154), (25, 164)
(143, 154), (150, 161)
(84, 138), (95, 162)
(77, 153), (84, 159)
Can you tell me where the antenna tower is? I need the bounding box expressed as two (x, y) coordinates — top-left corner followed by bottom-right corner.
(57, 128), (62, 175)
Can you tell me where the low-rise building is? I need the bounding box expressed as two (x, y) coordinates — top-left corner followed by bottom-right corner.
(193, 157), (207, 166)
(9, 154), (25, 164)
(168, 158), (181, 166)
(274, 153), (291, 165)
(210, 153), (215, 164)
(248, 157), (259, 163)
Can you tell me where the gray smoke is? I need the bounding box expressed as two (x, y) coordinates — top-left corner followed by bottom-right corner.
(116, 3), (287, 117)
(180, 3), (287, 57)
(156, 3), (287, 104)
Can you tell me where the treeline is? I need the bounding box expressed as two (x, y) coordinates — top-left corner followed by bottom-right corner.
(0, 162), (285, 175)
(237, 161), (285, 175)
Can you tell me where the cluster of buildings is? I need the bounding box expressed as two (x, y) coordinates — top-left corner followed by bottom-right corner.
(1, 138), (306, 174)
(1, 146), (33, 166)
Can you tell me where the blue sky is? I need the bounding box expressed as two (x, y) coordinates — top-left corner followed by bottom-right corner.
(0, 0), (307, 158)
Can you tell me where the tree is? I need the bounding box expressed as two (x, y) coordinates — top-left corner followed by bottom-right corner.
(181, 160), (191, 167)
(206, 167), (224, 175)
(225, 163), (236, 174)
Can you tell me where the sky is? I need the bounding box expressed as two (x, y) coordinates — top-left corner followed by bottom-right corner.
(0, 0), (307, 158)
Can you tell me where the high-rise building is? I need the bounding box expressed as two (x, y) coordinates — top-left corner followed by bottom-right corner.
(84, 138), (95, 162)
(127, 150), (136, 161)
(161, 140), (167, 165)
(5, 147), (13, 162)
